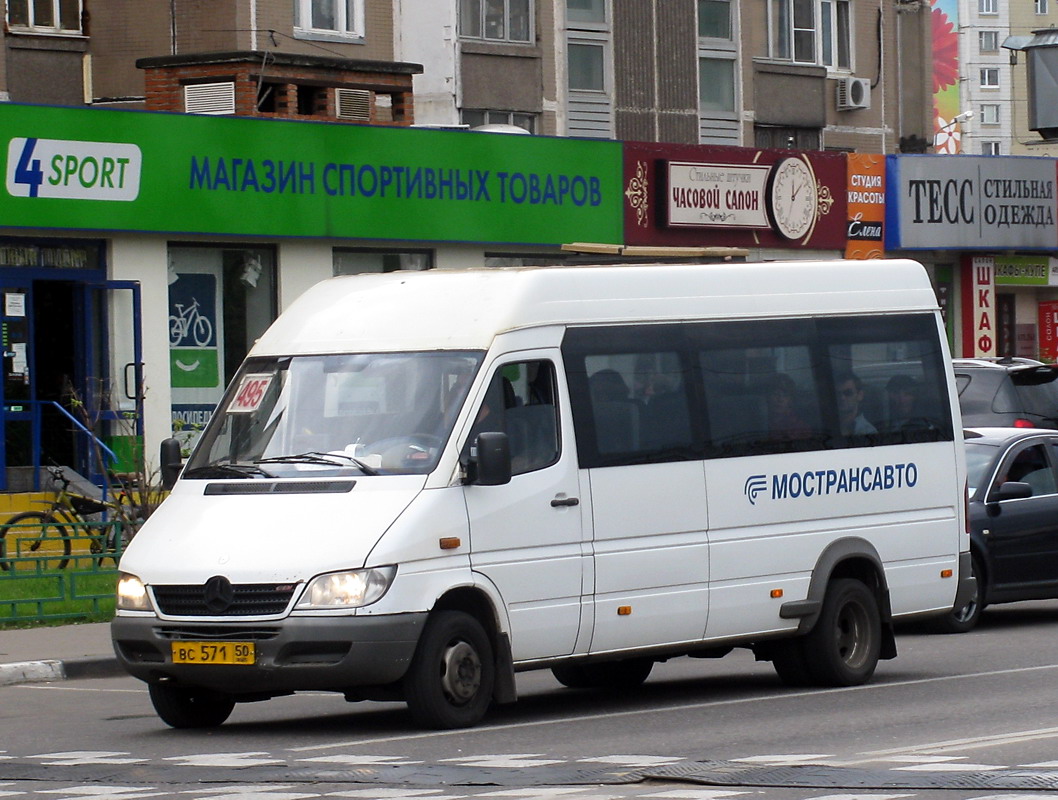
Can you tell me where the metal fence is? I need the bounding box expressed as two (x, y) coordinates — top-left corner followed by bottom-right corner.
(0, 520), (124, 625)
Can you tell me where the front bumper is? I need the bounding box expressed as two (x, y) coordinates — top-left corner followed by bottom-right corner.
(111, 613), (427, 695)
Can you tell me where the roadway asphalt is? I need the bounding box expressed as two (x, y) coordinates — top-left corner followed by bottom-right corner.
(0, 621), (124, 685)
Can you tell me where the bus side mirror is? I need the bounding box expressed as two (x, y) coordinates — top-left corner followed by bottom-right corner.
(160, 437), (183, 490)
(474, 432), (512, 486)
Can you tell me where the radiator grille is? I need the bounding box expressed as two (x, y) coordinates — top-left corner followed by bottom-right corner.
(153, 583), (297, 616)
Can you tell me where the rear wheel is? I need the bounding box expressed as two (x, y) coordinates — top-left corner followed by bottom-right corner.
(801, 578), (881, 686)
(404, 611), (495, 729)
(0, 512), (71, 571)
(552, 658), (654, 690)
(148, 683), (235, 728)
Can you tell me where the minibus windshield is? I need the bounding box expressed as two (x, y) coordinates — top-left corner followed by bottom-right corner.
(185, 351), (483, 477)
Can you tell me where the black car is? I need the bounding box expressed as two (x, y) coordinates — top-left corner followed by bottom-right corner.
(954, 357), (1058, 429)
(941, 427), (1058, 632)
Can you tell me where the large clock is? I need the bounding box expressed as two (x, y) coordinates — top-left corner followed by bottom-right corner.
(767, 157), (818, 241)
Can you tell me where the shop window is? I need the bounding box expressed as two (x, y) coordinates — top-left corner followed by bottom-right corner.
(333, 248), (432, 275)
(7, 0), (81, 32)
(168, 246), (276, 451)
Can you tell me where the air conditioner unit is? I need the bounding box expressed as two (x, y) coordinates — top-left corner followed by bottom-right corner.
(335, 88), (372, 121)
(836, 77), (871, 111)
(184, 82), (235, 115)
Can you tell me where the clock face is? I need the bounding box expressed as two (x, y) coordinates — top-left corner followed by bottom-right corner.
(768, 157), (818, 241)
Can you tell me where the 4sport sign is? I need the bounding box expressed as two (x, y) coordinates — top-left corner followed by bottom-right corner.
(6, 137), (141, 201)
(0, 103), (621, 246)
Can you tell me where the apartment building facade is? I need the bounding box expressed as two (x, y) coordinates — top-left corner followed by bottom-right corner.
(399, 0), (935, 153)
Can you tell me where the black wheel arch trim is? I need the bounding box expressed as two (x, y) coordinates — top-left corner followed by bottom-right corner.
(787, 536), (897, 659)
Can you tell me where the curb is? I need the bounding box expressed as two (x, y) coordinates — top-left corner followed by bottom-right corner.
(0, 656), (125, 686)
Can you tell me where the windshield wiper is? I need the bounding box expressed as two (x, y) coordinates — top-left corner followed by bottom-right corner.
(183, 463), (273, 479)
(255, 451), (379, 476)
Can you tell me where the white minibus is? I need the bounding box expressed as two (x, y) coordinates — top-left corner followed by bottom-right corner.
(112, 260), (973, 729)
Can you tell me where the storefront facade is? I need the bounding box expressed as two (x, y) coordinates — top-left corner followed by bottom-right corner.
(885, 154), (1058, 360)
(0, 102), (623, 488)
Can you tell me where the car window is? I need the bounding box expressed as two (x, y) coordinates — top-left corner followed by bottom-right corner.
(996, 443), (1057, 497)
(1014, 380), (1058, 425)
(965, 442), (998, 495)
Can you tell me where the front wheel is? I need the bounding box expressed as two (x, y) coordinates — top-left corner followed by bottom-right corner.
(801, 578), (881, 686)
(148, 683), (235, 728)
(0, 512), (71, 571)
(403, 610), (495, 729)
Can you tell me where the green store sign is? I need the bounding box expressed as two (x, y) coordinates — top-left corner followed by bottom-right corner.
(0, 103), (623, 246)
(993, 255), (1058, 286)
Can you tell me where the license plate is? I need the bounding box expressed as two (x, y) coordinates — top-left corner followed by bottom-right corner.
(171, 641), (255, 665)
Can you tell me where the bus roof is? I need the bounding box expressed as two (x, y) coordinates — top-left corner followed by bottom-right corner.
(251, 259), (938, 356)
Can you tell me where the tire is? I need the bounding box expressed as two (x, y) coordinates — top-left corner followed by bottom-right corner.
(148, 683), (235, 729)
(801, 578), (881, 686)
(552, 658), (654, 690)
(931, 554), (984, 634)
(770, 639), (815, 687)
(403, 611), (495, 729)
(0, 512), (71, 571)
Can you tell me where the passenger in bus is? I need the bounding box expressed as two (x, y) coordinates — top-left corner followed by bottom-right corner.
(836, 371), (877, 436)
(885, 375), (919, 431)
(766, 373), (811, 441)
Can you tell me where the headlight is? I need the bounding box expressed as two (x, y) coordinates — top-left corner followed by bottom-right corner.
(116, 572), (153, 612)
(297, 566), (396, 609)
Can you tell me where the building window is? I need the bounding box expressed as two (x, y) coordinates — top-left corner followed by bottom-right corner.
(294, 0), (365, 38)
(770, 0), (851, 68)
(460, 0), (532, 43)
(980, 103), (1000, 124)
(699, 58), (735, 112)
(698, 0), (731, 38)
(461, 109), (537, 133)
(7, 0), (82, 33)
(569, 42), (606, 91)
(978, 0), (997, 13)
(567, 0), (606, 24)
(981, 141), (1001, 155)
(979, 30), (999, 52)
(980, 68), (1000, 88)
(1037, 0), (1049, 14)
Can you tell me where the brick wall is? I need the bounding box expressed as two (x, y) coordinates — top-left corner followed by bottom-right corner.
(142, 57), (416, 125)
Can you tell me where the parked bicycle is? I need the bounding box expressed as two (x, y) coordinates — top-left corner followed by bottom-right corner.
(0, 466), (139, 571)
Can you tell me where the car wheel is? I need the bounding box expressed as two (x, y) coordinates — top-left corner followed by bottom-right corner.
(403, 610), (494, 729)
(932, 554), (984, 634)
(802, 578), (881, 686)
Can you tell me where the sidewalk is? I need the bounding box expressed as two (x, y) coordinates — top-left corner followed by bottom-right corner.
(0, 621), (124, 686)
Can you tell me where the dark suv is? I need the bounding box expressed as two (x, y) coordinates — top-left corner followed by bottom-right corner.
(953, 358), (1058, 429)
